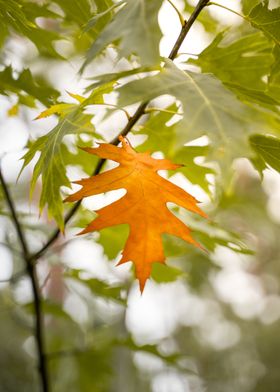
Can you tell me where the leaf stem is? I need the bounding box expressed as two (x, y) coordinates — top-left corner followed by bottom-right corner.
(29, 0), (210, 262)
(207, 2), (247, 21)
(0, 168), (49, 392)
(167, 0), (185, 26)
(145, 107), (183, 116)
(93, 102), (131, 120)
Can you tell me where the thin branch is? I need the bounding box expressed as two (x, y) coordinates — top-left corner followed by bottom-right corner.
(29, 0), (210, 263)
(0, 168), (49, 392)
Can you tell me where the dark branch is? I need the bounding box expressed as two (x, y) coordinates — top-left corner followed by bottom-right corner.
(0, 169), (49, 392)
(29, 0), (210, 263)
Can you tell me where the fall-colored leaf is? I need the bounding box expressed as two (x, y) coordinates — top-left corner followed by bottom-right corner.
(65, 136), (207, 292)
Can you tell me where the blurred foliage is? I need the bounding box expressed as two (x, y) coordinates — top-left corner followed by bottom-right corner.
(1, 0), (280, 391)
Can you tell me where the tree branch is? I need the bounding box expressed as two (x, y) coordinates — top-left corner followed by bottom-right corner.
(0, 169), (49, 392)
(29, 0), (210, 263)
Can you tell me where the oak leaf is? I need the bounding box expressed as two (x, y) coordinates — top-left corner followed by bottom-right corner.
(65, 136), (207, 292)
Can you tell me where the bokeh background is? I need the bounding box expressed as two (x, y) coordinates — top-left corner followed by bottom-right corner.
(1, 1), (280, 391)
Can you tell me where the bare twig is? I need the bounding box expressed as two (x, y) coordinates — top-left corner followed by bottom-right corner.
(29, 0), (210, 263)
(0, 169), (49, 392)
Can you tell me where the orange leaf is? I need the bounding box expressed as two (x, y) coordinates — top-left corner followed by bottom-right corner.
(65, 136), (207, 292)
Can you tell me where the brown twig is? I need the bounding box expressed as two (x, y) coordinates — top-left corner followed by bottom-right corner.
(29, 0), (210, 263)
(0, 168), (49, 392)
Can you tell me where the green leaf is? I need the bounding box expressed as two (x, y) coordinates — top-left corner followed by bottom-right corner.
(84, 1), (126, 33)
(119, 336), (180, 365)
(66, 270), (125, 304)
(0, 0), (62, 58)
(242, 0), (260, 15)
(25, 300), (72, 320)
(119, 60), (275, 170)
(224, 82), (279, 108)
(163, 216), (253, 256)
(61, 141), (99, 176)
(247, 1), (280, 45)
(85, 0), (116, 40)
(98, 225), (129, 260)
(176, 146), (215, 194)
(135, 103), (180, 156)
(184, 1), (218, 33)
(134, 105), (214, 193)
(21, 85), (113, 229)
(269, 45), (280, 101)
(82, 0), (162, 70)
(250, 134), (280, 173)
(52, 0), (92, 25)
(0, 66), (59, 107)
(21, 110), (96, 230)
(190, 30), (273, 88)
(85, 65), (159, 92)
(151, 262), (183, 283)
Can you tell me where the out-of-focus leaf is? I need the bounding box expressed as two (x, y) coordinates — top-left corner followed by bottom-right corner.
(25, 300), (72, 320)
(0, 0), (62, 58)
(247, 1), (280, 45)
(242, 0), (260, 14)
(162, 214), (253, 256)
(176, 146), (215, 194)
(82, 0), (162, 70)
(52, 0), (92, 25)
(269, 45), (280, 101)
(84, 1), (125, 33)
(0, 294), (37, 390)
(66, 270), (125, 304)
(7, 103), (19, 117)
(135, 105), (214, 193)
(184, 1), (218, 33)
(98, 225), (129, 260)
(135, 103), (180, 156)
(250, 134), (280, 173)
(151, 262), (183, 283)
(0, 66), (59, 107)
(61, 141), (99, 176)
(119, 336), (180, 365)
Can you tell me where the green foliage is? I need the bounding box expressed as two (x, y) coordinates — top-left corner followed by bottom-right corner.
(2, 1), (280, 391)
(0, 66), (59, 107)
(20, 86), (112, 229)
(250, 134), (280, 173)
(189, 31), (274, 95)
(247, 0), (280, 45)
(83, 0), (162, 70)
(119, 60), (277, 171)
(20, 108), (96, 230)
(0, 0), (62, 58)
